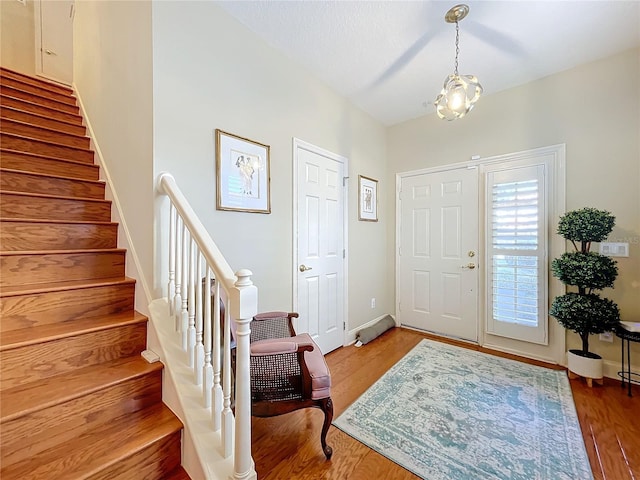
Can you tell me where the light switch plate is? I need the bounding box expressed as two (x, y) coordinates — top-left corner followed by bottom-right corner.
(599, 242), (629, 257)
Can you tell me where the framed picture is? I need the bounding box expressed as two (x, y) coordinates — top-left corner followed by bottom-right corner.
(215, 129), (271, 214)
(358, 175), (378, 222)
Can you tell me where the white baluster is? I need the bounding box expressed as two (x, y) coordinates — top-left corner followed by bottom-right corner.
(212, 279), (223, 431)
(194, 251), (205, 384)
(187, 238), (197, 367)
(221, 290), (234, 458)
(203, 267), (213, 408)
(168, 204), (176, 317)
(173, 215), (183, 331)
(230, 269), (257, 480)
(180, 227), (189, 350)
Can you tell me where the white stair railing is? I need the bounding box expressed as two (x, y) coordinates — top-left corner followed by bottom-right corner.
(158, 172), (257, 480)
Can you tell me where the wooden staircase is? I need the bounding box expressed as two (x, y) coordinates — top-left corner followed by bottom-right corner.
(0, 67), (189, 479)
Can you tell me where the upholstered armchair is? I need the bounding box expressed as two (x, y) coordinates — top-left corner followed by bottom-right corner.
(249, 311), (333, 459)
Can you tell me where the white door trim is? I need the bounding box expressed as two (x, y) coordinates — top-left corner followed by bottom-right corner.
(292, 138), (349, 344)
(396, 144), (566, 365)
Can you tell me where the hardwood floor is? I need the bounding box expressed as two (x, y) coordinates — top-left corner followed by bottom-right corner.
(252, 327), (639, 479)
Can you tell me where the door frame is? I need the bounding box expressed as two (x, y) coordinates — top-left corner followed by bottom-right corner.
(292, 138), (349, 345)
(396, 144), (566, 365)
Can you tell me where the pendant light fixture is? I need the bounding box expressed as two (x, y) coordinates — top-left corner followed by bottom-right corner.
(435, 4), (483, 121)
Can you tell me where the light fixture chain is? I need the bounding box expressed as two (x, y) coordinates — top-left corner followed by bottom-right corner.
(454, 20), (460, 76)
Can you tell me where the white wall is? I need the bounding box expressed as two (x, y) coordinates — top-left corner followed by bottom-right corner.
(152, 2), (390, 332)
(388, 48), (640, 364)
(73, 0), (154, 309)
(1, 0), (36, 75)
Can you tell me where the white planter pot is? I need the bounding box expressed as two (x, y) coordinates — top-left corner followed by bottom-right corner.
(567, 349), (603, 382)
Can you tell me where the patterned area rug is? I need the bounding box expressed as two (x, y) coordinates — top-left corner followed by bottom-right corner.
(333, 339), (593, 480)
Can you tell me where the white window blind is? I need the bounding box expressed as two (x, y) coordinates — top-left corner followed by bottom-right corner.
(486, 163), (548, 345)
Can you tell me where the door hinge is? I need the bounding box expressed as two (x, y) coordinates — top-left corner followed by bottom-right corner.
(343, 322), (346, 330)
(343, 176), (349, 187)
(343, 249), (346, 259)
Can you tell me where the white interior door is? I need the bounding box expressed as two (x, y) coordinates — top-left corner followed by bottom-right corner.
(294, 139), (347, 354)
(398, 167), (479, 341)
(36, 0), (74, 85)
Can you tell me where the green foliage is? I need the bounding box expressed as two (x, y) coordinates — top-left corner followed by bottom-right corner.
(550, 293), (620, 336)
(551, 252), (618, 291)
(557, 207), (615, 246)
(550, 207), (620, 354)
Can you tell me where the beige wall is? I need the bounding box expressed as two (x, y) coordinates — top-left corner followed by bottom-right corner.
(0, 0), (36, 75)
(388, 48), (640, 364)
(73, 0), (154, 307)
(152, 2), (391, 332)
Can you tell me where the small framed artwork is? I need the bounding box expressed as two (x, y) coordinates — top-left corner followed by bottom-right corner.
(358, 175), (378, 222)
(215, 129), (271, 214)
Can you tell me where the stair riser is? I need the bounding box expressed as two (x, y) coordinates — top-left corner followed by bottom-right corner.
(1, 251), (126, 288)
(1, 107), (86, 136)
(0, 95), (83, 125)
(0, 150), (100, 180)
(0, 193), (111, 222)
(0, 76), (76, 106)
(1, 370), (163, 468)
(89, 432), (182, 480)
(0, 322), (147, 390)
(0, 221), (117, 251)
(1, 68), (73, 96)
(0, 170), (105, 199)
(0, 86), (78, 114)
(1, 119), (90, 149)
(1, 282), (135, 332)
(0, 133), (94, 163)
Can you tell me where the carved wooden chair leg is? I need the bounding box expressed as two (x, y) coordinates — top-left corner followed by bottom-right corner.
(319, 397), (334, 459)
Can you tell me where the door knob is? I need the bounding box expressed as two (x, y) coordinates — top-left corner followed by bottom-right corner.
(461, 263), (476, 270)
(299, 264), (313, 272)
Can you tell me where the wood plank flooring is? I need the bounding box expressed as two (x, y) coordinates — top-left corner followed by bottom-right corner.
(252, 327), (639, 479)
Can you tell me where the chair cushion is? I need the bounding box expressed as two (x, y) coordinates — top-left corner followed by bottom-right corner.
(292, 333), (332, 400)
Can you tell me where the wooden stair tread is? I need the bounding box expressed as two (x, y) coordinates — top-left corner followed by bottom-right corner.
(0, 276), (135, 297)
(0, 189), (109, 203)
(0, 310), (148, 351)
(0, 217), (116, 226)
(1, 355), (163, 422)
(1, 247), (125, 255)
(165, 466), (191, 479)
(0, 148), (95, 167)
(0, 167), (104, 185)
(0, 403), (182, 480)
(0, 132), (92, 153)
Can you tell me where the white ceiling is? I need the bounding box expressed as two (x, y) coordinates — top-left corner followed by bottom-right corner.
(216, 1), (640, 126)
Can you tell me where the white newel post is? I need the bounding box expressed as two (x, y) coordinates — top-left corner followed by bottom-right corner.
(229, 269), (257, 480)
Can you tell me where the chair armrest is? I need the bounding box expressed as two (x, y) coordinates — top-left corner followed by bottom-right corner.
(251, 338), (314, 356)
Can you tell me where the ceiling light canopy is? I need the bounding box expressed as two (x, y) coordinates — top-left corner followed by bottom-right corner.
(434, 4), (483, 121)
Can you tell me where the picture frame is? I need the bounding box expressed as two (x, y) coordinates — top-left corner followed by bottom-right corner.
(215, 129), (271, 214)
(358, 175), (378, 222)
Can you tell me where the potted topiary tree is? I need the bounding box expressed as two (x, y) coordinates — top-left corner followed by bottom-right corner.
(549, 207), (621, 385)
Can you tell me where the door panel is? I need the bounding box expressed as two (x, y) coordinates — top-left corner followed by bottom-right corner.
(398, 167), (478, 341)
(37, 0), (74, 85)
(295, 141), (346, 353)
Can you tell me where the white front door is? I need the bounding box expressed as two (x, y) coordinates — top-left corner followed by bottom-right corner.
(398, 167), (479, 341)
(294, 139), (347, 354)
(35, 0), (74, 85)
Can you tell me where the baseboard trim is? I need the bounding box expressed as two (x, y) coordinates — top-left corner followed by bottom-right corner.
(346, 314), (397, 345)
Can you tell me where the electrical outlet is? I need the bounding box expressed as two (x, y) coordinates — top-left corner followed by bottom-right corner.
(599, 332), (613, 343)
(371, 298), (376, 309)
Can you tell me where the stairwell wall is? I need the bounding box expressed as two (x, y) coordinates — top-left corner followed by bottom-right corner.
(72, 1), (154, 313)
(152, 2), (391, 332)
